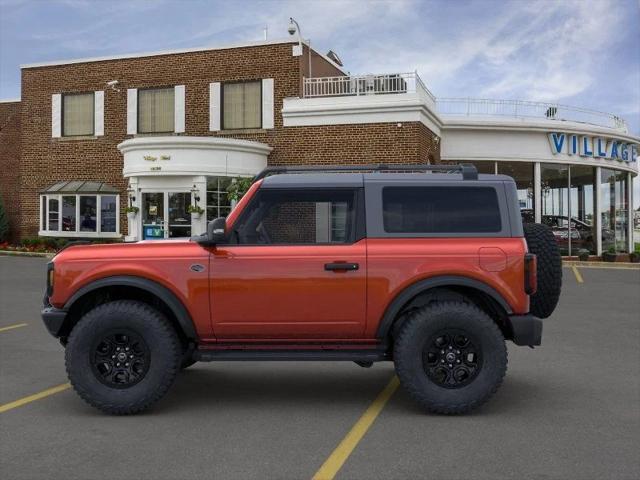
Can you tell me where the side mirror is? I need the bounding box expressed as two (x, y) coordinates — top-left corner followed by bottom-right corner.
(191, 217), (227, 246)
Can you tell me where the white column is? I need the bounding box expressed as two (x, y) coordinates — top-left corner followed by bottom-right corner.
(125, 177), (140, 242)
(192, 176), (208, 235)
(534, 162), (542, 223)
(595, 166), (602, 256)
(628, 172), (633, 253)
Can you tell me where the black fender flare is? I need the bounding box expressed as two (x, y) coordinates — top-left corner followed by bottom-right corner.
(64, 275), (197, 340)
(375, 275), (513, 339)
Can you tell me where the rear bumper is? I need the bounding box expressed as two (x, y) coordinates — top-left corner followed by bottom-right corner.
(41, 306), (67, 338)
(508, 314), (542, 346)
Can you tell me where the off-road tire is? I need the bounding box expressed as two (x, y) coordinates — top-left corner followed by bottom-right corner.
(65, 300), (181, 415)
(394, 301), (507, 414)
(523, 223), (562, 318)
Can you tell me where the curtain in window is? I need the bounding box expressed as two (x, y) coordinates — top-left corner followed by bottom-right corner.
(223, 82), (261, 129)
(63, 93), (94, 136)
(138, 88), (175, 133)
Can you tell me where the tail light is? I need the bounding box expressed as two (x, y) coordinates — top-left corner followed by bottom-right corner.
(524, 253), (537, 295)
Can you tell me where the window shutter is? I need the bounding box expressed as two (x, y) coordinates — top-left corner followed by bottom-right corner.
(174, 85), (185, 133)
(209, 82), (221, 131)
(127, 88), (137, 134)
(262, 78), (274, 129)
(94, 91), (104, 136)
(51, 94), (61, 138)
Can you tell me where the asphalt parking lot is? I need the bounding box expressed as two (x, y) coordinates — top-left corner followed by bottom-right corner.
(1, 256), (639, 480)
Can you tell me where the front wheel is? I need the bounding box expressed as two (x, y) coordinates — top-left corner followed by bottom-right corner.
(393, 301), (507, 414)
(65, 300), (181, 415)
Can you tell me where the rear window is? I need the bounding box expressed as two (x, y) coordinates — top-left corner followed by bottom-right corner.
(382, 186), (502, 233)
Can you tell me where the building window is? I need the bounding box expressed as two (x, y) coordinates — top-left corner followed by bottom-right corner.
(541, 164), (570, 255)
(569, 166), (596, 255)
(40, 191), (120, 238)
(601, 169), (629, 253)
(62, 92), (94, 136)
(138, 87), (175, 133)
(222, 81), (261, 129)
(206, 176), (233, 221)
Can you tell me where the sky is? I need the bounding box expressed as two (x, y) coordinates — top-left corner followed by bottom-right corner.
(1, 0), (639, 202)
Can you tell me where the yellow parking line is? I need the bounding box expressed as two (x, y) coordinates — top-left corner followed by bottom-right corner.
(0, 383), (70, 414)
(312, 376), (400, 480)
(572, 265), (584, 284)
(0, 323), (28, 333)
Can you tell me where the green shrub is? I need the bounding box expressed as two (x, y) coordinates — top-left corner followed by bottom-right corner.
(0, 196), (9, 242)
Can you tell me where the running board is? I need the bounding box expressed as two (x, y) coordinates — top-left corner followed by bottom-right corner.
(194, 349), (390, 362)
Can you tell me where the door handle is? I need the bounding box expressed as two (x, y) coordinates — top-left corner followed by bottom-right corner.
(324, 262), (359, 271)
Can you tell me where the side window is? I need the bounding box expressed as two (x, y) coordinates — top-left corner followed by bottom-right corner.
(382, 186), (502, 233)
(232, 189), (357, 245)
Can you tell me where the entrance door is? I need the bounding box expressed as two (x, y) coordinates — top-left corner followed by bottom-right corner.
(141, 192), (192, 239)
(209, 187), (367, 339)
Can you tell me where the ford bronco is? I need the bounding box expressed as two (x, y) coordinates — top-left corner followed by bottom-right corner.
(42, 164), (562, 415)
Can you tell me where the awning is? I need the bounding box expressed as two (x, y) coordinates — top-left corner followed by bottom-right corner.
(40, 181), (120, 194)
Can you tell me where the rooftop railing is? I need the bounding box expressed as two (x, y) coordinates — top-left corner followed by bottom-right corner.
(303, 72), (436, 101)
(301, 73), (628, 132)
(434, 98), (627, 131)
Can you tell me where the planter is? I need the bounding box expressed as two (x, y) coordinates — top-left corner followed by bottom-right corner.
(577, 249), (590, 261)
(602, 252), (625, 262)
(127, 212), (137, 221)
(191, 212), (202, 221)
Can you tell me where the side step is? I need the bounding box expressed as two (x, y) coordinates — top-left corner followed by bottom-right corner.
(194, 349), (390, 362)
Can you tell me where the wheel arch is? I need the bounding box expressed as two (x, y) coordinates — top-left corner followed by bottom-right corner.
(60, 276), (197, 344)
(376, 275), (513, 340)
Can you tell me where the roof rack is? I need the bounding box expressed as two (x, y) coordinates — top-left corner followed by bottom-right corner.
(254, 164), (478, 181)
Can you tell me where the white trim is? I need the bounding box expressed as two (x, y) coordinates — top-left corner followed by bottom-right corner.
(94, 90), (104, 136)
(118, 135), (272, 155)
(209, 82), (221, 131)
(39, 193), (121, 237)
(38, 231), (122, 239)
(0, 98), (20, 103)
(174, 85), (186, 133)
(262, 78), (274, 129)
(534, 162), (542, 223)
(127, 89), (137, 135)
(595, 166), (602, 256)
(51, 94), (61, 138)
(20, 38), (300, 69)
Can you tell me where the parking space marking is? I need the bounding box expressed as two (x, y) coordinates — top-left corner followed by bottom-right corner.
(0, 383), (70, 414)
(312, 375), (400, 480)
(0, 323), (28, 333)
(572, 266), (584, 284)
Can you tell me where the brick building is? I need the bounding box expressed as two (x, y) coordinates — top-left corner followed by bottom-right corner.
(0, 37), (637, 254)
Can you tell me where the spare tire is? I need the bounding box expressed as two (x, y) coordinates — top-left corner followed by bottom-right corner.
(523, 223), (562, 318)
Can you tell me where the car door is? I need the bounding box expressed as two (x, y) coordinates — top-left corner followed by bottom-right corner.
(210, 187), (367, 339)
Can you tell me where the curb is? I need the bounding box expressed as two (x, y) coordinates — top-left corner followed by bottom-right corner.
(0, 250), (55, 259)
(563, 260), (640, 270)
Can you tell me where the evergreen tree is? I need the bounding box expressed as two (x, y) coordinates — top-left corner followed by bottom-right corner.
(0, 195), (10, 242)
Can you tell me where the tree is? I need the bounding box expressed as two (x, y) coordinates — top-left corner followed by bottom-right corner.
(0, 195), (9, 243)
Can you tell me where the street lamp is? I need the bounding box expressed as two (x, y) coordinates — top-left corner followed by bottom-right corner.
(288, 17), (311, 78)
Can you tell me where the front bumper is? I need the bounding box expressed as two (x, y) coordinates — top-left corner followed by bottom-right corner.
(508, 314), (542, 346)
(41, 306), (67, 338)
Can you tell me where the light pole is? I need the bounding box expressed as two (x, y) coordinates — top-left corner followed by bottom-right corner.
(288, 17), (312, 79)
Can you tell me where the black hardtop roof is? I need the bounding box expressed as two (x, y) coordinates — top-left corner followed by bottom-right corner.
(261, 172), (515, 189)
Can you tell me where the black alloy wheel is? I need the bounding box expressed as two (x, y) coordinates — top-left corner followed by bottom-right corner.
(91, 331), (150, 388)
(423, 329), (482, 388)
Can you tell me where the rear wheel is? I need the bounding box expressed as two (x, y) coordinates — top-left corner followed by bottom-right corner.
(523, 223), (562, 318)
(65, 300), (181, 415)
(394, 301), (507, 414)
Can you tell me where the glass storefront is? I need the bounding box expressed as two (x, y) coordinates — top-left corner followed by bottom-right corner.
(541, 164), (570, 255)
(497, 162), (535, 222)
(438, 159), (633, 255)
(601, 169), (629, 253)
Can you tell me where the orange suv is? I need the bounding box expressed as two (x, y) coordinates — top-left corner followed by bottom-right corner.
(42, 164), (562, 415)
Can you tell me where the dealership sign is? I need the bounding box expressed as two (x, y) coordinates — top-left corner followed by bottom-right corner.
(548, 133), (637, 163)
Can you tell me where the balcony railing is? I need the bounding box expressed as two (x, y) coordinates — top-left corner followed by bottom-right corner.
(436, 98), (628, 131)
(303, 72), (435, 101)
(301, 73), (628, 132)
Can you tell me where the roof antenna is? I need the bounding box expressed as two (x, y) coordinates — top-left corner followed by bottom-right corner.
(263, 25), (268, 41)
